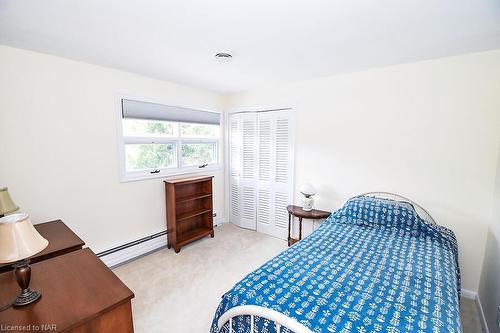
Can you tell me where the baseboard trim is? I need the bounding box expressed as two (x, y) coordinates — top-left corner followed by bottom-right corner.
(461, 288), (477, 300)
(476, 293), (490, 333)
(461, 289), (490, 333)
(99, 233), (168, 268)
(214, 217), (225, 226)
(98, 218), (224, 268)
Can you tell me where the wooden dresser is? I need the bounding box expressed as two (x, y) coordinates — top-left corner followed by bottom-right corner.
(164, 175), (214, 253)
(0, 249), (134, 333)
(0, 220), (134, 332)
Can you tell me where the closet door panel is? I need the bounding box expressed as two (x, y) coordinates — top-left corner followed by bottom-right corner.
(229, 115), (242, 225)
(229, 182), (240, 223)
(273, 113), (293, 238)
(230, 117), (241, 178)
(238, 113), (258, 230)
(273, 192), (289, 239)
(257, 189), (271, 226)
(241, 115), (257, 180)
(241, 187), (256, 228)
(273, 112), (293, 239)
(256, 114), (275, 235)
(258, 118), (272, 182)
(256, 110), (293, 239)
(275, 117), (291, 185)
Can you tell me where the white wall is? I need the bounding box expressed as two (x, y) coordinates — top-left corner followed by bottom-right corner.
(0, 45), (225, 253)
(478, 140), (500, 332)
(224, 50), (500, 292)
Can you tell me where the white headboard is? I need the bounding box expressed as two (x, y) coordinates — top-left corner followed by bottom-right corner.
(356, 191), (437, 225)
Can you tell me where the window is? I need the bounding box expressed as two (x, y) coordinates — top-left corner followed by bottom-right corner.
(118, 98), (220, 181)
(125, 143), (176, 171)
(122, 118), (176, 137)
(181, 142), (217, 166)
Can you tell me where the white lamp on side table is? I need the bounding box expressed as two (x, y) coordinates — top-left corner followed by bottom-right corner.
(300, 183), (317, 211)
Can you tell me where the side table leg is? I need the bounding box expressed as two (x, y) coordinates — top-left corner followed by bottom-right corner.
(299, 217), (303, 241)
(287, 213), (292, 246)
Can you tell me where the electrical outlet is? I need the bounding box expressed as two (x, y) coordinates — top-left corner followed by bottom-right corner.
(497, 306), (500, 328)
(213, 212), (217, 218)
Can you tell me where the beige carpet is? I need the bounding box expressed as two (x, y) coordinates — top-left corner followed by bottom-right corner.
(113, 223), (287, 332)
(114, 223), (484, 333)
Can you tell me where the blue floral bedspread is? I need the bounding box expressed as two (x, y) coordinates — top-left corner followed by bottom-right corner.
(211, 196), (461, 333)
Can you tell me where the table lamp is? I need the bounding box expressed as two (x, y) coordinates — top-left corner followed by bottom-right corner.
(0, 187), (19, 218)
(0, 213), (49, 306)
(300, 183), (317, 211)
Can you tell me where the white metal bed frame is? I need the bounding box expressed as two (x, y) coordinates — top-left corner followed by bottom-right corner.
(217, 192), (436, 333)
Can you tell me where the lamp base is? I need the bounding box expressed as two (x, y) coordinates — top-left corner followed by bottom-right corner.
(11, 259), (42, 307)
(302, 195), (314, 211)
(13, 288), (41, 307)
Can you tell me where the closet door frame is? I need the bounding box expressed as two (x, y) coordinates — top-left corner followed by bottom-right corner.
(224, 106), (296, 235)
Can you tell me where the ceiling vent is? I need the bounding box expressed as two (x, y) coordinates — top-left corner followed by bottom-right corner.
(215, 52), (232, 63)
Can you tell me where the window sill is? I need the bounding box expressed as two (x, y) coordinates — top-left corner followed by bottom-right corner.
(119, 164), (220, 183)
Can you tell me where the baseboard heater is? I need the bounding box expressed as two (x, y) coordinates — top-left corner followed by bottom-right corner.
(97, 230), (168, 268)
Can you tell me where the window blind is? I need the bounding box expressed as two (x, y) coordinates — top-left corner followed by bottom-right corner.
(121, 99), (220, 125)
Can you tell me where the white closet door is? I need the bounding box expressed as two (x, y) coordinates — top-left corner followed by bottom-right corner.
(239, 113), (258, 230)
(229, 113), (258, 230)
(257, 110), (293, 239)
(256, 114), (273, 234)
(229, 115), (241, 226)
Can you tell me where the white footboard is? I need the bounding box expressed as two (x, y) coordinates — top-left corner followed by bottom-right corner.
(217, 305), (313, 333)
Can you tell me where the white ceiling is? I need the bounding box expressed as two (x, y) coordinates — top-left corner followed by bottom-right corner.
(1, 0), (500, 93)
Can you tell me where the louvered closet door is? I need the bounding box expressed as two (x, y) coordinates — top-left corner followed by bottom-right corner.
(256, 114), (273, 236)
(229, 115), (242, 226)
(239, 113), (258, 230)
(229, 113), (258, 230)
(257, 110), (293, 240)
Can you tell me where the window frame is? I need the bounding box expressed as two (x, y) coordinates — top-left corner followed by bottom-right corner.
(117, 96), (221, 182)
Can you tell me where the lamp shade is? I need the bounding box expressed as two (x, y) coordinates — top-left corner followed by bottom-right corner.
(0, 187), (19, 215)
(0, 213), (48, 264)
(300, 183), (317, 196)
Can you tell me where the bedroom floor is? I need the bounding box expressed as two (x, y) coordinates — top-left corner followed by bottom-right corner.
(113, 223), (484, 333)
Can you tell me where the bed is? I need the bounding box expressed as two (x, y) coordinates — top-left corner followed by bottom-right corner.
(211, 192), (461, 333)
